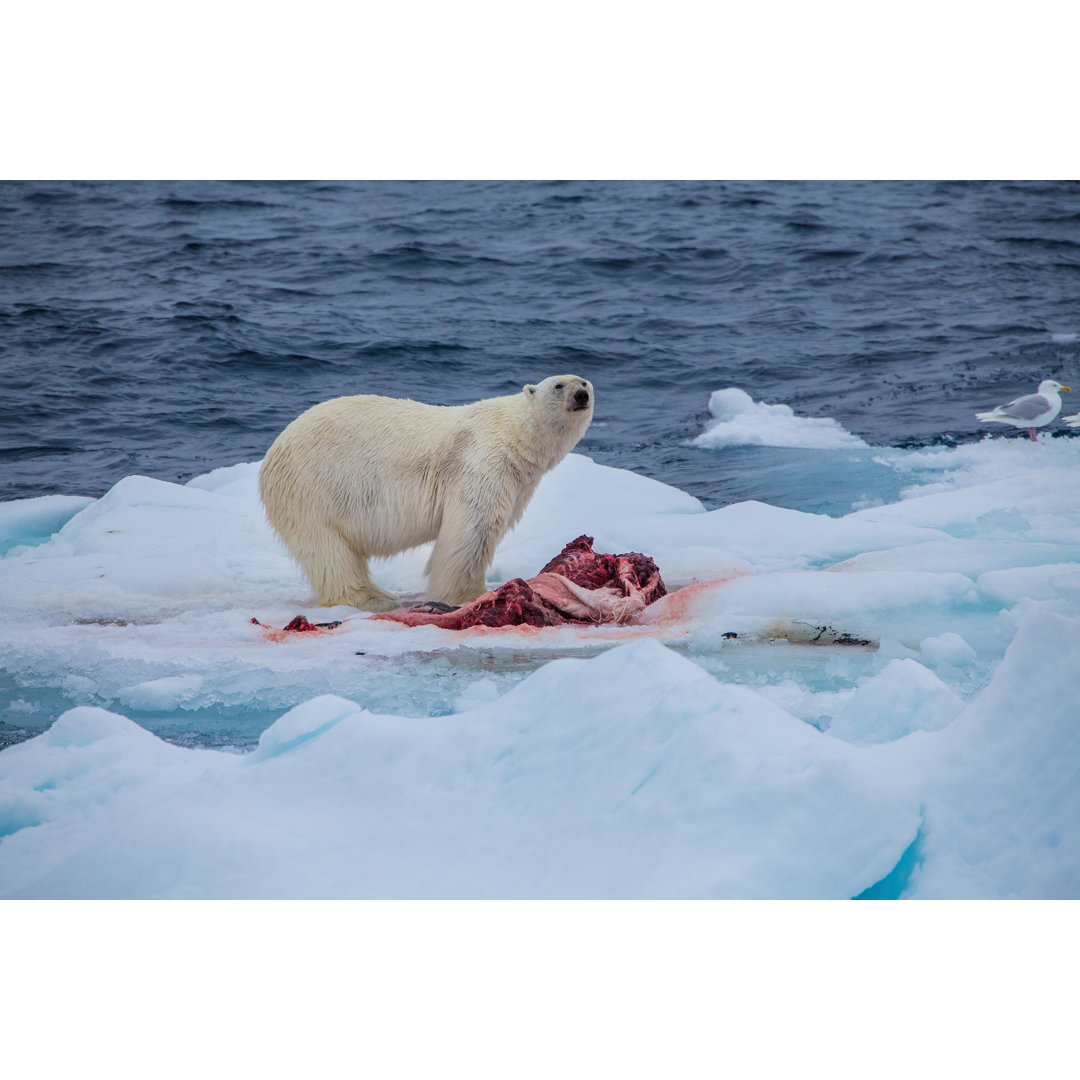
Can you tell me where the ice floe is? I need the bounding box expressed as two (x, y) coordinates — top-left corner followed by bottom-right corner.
(2, 392), (1080, 897)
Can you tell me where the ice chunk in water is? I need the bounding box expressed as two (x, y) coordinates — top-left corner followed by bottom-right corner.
(919, 632), (976, 668)
(693, 388), (869, 450)
(828, 659), (964, 744)
(115, 675), (206, 711)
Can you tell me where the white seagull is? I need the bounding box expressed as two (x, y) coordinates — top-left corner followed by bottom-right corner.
(1062, 410), (1080, 428)
(975, 379), (1071, 441)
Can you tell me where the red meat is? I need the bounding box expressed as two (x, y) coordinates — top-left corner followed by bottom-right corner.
(374, 535), (666, 630)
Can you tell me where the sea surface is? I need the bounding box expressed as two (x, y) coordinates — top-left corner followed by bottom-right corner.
(2, 180), (1079, 510)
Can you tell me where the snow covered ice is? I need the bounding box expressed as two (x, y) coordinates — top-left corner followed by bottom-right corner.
(692, 387), (870, 450)
(2, 390), (1080, 898)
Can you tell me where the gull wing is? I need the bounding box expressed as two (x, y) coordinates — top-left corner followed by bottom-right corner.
(997, 393), (1051, 420)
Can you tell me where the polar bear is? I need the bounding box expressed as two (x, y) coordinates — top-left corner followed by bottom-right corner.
(259, 375), (594, 611)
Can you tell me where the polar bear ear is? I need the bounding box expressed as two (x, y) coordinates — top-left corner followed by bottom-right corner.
(524, 384), (537, 396)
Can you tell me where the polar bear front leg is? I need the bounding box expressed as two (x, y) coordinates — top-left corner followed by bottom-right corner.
(425, 499), (506, 606)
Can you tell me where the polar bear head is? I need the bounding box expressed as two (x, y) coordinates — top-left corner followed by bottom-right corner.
(524, 374), (594, 418)
(517, 374), (594, 468)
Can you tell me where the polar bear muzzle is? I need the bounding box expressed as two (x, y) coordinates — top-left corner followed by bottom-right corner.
(550, 378), (591, 412)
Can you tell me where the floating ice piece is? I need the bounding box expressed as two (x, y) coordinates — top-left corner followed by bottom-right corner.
(692, 387), (868, 450)
(114, 675), (206, 711)
(829, 659), (964, 745)
(918, 632), (976, 667)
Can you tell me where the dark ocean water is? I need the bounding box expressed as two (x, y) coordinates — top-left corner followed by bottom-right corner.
(2, 180), (1079, 510)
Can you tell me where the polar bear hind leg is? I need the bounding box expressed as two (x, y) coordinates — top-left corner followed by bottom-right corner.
(297, 528), (400, 612)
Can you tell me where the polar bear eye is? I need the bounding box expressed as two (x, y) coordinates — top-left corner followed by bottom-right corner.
(554, 383), (564, 391)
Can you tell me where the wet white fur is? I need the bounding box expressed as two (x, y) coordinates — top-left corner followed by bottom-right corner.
(259, 375), (594, 610)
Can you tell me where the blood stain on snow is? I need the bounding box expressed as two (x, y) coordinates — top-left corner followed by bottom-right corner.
(250, 615), (343, 643)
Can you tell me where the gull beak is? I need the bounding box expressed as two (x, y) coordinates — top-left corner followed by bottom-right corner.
(1063, 386), (1072, 392)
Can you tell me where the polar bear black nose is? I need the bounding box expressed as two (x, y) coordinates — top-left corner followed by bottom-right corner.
(573, 389), (590, 407)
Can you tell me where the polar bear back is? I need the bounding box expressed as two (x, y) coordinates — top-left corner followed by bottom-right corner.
(263, 394), (525, 557)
